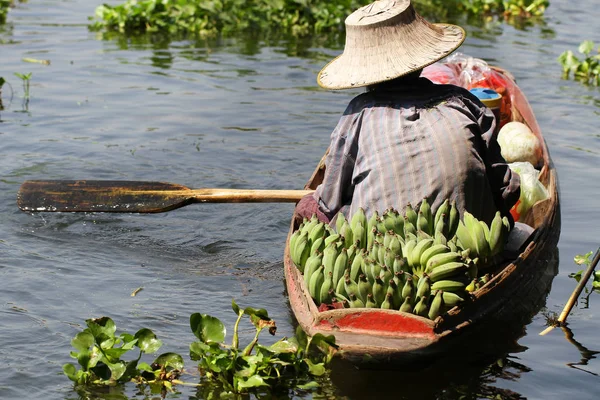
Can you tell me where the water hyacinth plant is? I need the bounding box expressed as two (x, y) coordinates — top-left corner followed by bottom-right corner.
(88, 0), (550, 38)
(63, 301), (337, 397)
(558, 41), (600, 86)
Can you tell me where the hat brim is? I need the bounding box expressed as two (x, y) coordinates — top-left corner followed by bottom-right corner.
(317, 23), (466, 90)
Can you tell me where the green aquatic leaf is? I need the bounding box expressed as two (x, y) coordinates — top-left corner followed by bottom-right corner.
(574, 251), (593, 265)
(190, 313), (226, 343)
(135, 328), (162, 353)
(305, 359), (326, 376)
(86, 317), (117, 345)
(231, 298), (241, 316)
(236, 374), (269, 390)
(579, 40), (595, 56)
(71, 331), (94, 352)
(153, 352), (184, 370)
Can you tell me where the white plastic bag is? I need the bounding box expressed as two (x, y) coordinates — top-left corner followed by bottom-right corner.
(508, 162), (549, 220)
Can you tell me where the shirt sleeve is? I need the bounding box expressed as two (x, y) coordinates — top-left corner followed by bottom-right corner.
(313, 112), (359, 219)
(476, 102), (521, 223)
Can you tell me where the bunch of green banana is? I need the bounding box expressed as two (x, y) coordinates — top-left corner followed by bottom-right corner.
(455, 211), (510, 268)
(290, 201), (507, 320)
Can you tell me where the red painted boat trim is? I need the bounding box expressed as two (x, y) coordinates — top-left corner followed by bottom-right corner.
(316, 311), (436, 339)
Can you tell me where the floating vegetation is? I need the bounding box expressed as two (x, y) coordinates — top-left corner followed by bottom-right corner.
(559, 41), (600, 86)
(64, 300), (337, 397)
(88, 0), (550, 39)
(0, 0), (11, 24)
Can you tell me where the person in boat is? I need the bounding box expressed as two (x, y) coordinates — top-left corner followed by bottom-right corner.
(295, 0), (520, 226)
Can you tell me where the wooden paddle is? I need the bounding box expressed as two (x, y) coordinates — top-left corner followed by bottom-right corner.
(17, 180), (314, 213)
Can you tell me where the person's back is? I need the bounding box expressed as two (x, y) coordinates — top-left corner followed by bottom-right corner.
(315, 76), (518, 225)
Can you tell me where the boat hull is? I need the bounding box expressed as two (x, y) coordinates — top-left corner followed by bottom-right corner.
(284, 67), (560, 365)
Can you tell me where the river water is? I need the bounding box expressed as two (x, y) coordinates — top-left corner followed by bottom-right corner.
(1, 0), (599, 399)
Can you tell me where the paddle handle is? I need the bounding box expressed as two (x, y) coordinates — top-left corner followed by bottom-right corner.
(188, 188), (314, 203)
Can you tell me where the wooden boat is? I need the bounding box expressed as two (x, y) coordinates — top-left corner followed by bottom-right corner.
(283, 67), (560, 365)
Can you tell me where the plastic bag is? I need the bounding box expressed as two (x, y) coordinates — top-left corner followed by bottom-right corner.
(508, 162), (549, 221)
(423, 53), (515, 129)
(421, 62), (461, 85)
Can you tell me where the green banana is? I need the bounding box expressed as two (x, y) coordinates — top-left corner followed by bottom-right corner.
(332, 248), (348, 284)
(431, 279), (467, 293)
(428, 261), (469, 282)
(401, 275), (415, 301)
(417, 211), (430, 236)
(442, 291), (465, 307)
(455, 221), (476, 253)
(320, 272), (334, 305)
(416, 274), (431, 299)
(379, 264), (393, 284)
(308, 265), (325, 303)
(448, 237), (458, 253)
(350, 207), (367, 233)
(303, 253), (323, 288)
(336, 212), (347, 236)
(310, 236), (325, 256)
(382, 210), (397, 232)
(353, 222), (366, 250)
(367, 210), (380, 238)
(488, 211), (505, 256)
(425, 251), (462, 273)
(389, 235), (403, 258)
(295, 234), (311, 272)
(403, 239), (418, 269)
(405, 203), (418, 228)
(357, 274), (371, 303)
(373, 276), (386, 306)
(480, 220), (491, 243)
(365, 293), (377, 308)
(349, 293), (365, 308)
(367, 226), (378, 251)
(471, 217), (491, 260)
(385, 247), (396, 268)
(434, 216), (447, 245)
(308, 222), (326, 245)
(387, 280), (402, 309)
(413, 295), (429, 317)
(324, 233), (341, 248)
(301, 214), (319, 236)
(448, 201), (459, 237)
(344, 278), (360, 302)
(322, 242), (339, 277)
(289, 229), (301, 262)
(409, 238), (434, 270)
(381, 293), (394, 310)
(404, 216), (417, 238)
(420, 244), (450, 269)
(392, 256), (407, 275)
(335, 273), (348, 300)
(400, 296), (413, 313)
(419, 198), (434, 235)
(392, 210), (405, 238)
(434, 199), (450, 231)
(428, 290), (444, 320)
(341, 220), (354, 249)
(349, 249), (364, 282)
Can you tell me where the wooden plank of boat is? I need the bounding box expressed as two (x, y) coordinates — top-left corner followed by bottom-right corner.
(283, 67), (561, 365)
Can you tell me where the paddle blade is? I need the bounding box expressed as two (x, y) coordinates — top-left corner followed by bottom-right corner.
(17, 180), (194, 213)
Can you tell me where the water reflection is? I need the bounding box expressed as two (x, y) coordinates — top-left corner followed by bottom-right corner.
(561, 326), (600, 377)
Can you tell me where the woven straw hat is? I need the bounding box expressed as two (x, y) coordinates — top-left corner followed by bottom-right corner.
(317, 0), (466, 90)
